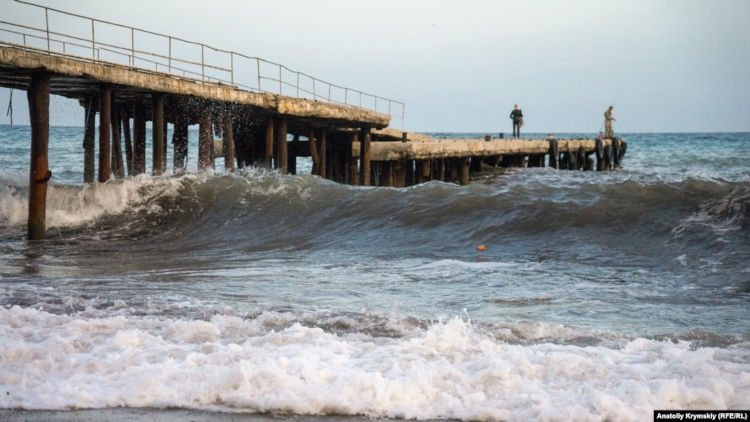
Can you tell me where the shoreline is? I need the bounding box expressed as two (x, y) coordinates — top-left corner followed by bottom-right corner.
(0, 408), (396, 422)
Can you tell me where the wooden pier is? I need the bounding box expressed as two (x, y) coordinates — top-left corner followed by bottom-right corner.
(0, 2), (626, 240)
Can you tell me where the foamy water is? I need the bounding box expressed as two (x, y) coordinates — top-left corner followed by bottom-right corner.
(2, 306), (748, 421)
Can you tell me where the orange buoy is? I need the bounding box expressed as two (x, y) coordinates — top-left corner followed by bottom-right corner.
(476, 244), (486, 251)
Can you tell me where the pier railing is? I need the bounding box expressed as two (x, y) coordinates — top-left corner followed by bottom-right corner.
(0, 0), (405, 130)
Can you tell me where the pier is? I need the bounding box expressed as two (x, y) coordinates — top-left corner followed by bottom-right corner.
(0, 1), (626, 240)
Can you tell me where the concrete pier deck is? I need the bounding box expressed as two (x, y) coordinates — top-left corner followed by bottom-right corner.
(0, 46), (390, 129)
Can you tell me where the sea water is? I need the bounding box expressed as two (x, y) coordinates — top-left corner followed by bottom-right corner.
(1, 126), (748, 421)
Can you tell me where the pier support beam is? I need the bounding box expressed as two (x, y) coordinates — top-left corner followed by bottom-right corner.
(223, 111), (236, 172)
(98, 85), (111, 182)
(459, 157), (470, 185)
(347, 133), (358, 185)
(288, 134), (298, 175)
(27, 72), (50, 240)
(198, 106), (213, 170)
(122, 106), (133, 176)
(275, 119), (288, 174)
(152, 93), (166, 175)
(309, 130), (320, 175)
(173, 114), (188, 172)
(360, 127), (371, 186)
(133, 97), (146, 175)
(318, 129), (326, 179)
(264, 118), (274, 169)
(82, 98), (95, 183)
(416, 160), (431, 184)
(111, 97), (125, 179)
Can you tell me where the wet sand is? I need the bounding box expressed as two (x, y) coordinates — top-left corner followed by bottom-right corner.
(0, 409), (398, 422)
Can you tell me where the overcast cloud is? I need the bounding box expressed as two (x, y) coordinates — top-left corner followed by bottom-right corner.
(1, 0), (748, 132)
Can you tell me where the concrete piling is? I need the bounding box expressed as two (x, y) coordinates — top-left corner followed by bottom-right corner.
(264, 118), (274, 169)
(198, 106), (213, 170)
(26, 72), (50, 240)
(133, 97), (146, 175)
(82, 97), (95, 183)
(173, 115), (188, 172)
(223, 111), (236, 172)
(98, 85), (111, 182)
(121, 106), (133, 176)
(152, 93), (166, 175)
(111, 97), (125, 179)
(275, 119), (288, 174)
(360, 127), (371, 186)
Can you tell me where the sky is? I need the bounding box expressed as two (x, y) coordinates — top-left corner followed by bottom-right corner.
(1, 0), (749, 133)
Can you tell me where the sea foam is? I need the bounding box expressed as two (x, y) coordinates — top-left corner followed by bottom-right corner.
(1, 306), (748, 421)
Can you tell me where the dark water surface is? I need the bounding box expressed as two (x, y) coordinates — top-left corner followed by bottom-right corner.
(1, 128), (749, 420)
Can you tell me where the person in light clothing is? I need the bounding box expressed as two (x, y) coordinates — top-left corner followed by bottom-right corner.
(604, 106), (616, 138)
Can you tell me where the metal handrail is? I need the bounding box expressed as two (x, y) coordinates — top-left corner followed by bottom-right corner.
(1, 0), (405, 130)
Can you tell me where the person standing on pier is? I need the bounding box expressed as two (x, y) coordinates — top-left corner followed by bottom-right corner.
(510, 104), (523, 138)
(604, 106), (616, 138)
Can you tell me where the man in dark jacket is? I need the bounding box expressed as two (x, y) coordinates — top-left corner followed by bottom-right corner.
(510, 104), (523, 138)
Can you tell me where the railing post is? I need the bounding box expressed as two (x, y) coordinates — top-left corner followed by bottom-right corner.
(328, 85), (331, 102)
(201, 44), (205, 81)
(359, 92), (362, 107)
(45, 8), (50, 52)
(296, 73), (299, 98)
(312, 78), (316, 100)
(131, 28), (134, 66)
(230, 52), (234, 85)
(402, 104), (406, 131)
(91, 19), (95, 58)
(168, 36), (172, 73)
(278, 64), (282, 94)
(256, 59), (261, 91)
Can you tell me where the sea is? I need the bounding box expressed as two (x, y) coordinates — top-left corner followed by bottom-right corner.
(0, 126), (748, 421)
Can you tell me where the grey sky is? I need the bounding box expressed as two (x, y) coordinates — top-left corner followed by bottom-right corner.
(1, 0), (749, 132)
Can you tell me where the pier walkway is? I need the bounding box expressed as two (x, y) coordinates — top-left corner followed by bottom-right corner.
(0, 1), (626, 240)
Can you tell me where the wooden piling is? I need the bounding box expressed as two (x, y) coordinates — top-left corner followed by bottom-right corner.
(264, 118), (274, 169)
(152, 93), (166, 175)
(121, 106), (133, 176)
(26, 72), (50, 240)
(82, 98), (95, 183)
(98, 85), (111, 182)
(133, 97), (146, 175)
(360, 127), (371, 186)
(198, 106), (213, 170)
(223, 111), (236, 172)
(111, 97), (125, 179)
(276, 119), (288, 174)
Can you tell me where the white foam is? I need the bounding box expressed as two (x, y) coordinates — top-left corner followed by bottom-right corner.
(0, 171), (290, 228)
(0, 174), (190, 228)
(1, 306), (748, 420)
